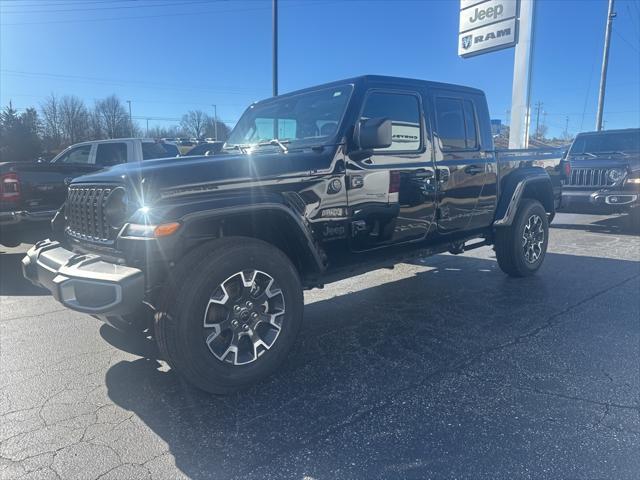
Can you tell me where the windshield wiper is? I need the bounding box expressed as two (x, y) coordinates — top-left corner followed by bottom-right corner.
(224, 139), (290, 154)
(578, 152), (598, 158)
(256, 139), (290, 153)
(599, 150), (629, 157)
(224, 144), (251, 154)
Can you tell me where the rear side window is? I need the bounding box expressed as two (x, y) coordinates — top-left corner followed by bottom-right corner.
(142, 142), (177, 160)
(95, 143), (127, 166)
(360, 92), (422, 152)
(435, 97), (479, 151)
(55, 145), (92, 164)
(162, 143), (180, 157)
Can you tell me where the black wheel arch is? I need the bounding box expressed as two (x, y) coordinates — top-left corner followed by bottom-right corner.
(494, 167), (555, 226)
(178, 204), (325, 282)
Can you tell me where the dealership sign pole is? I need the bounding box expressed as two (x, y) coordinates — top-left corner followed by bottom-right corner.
(459, 0), (535, 149)
(508, 0), (535, 148)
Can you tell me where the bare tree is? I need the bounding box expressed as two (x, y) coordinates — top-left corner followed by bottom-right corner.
(181, 110), (209, 139)
(203, 118), (231, 141)
(147, 125), (185, 139)
(40, 93), (63, 150)
(95, 95), (129, 138)
(59, 95), (89, 145)
(88, 107), (104, 140)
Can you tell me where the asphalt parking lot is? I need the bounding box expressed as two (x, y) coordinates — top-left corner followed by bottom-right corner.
(1, 212), (639, 480)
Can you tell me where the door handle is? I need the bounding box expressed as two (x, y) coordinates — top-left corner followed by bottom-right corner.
(414, 170), (434, 179)
(465, 165), (484, 175)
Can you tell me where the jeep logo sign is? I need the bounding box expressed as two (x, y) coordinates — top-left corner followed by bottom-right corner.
(459, 0), (519, 58)
(460, 0), (517, 33)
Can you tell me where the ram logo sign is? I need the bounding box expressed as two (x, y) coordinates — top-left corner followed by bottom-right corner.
(459, 0), (519, 58)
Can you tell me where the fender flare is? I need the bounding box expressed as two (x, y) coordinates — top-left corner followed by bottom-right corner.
(494, 169), (554, 226)
(179, 203), (326, 274)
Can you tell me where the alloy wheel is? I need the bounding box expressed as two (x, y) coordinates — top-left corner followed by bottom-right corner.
(522, 214), (545, 264)
(203, 270), (285, 365)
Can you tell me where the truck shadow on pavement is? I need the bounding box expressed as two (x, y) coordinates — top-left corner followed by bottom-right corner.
(102, 252), (640, 480)
(0, 253), (48, 296)
(552, 213), (639, 236)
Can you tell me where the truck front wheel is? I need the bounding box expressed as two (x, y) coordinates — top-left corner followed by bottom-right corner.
(155, 237), (304, 394)
(494, 199), (549, 277)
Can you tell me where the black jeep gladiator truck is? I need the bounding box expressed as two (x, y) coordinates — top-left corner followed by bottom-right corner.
(23, 76), (562, 394)
(560, 128), (640, 226)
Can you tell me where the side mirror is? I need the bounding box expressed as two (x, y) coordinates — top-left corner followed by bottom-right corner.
(355, 117), (392, 151)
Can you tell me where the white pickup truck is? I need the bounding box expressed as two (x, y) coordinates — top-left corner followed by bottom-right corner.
(50, 138), (179, 167)
(0, 138), (179, 246)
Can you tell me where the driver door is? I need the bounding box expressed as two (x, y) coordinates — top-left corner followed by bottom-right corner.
(347, 89), (437, 252)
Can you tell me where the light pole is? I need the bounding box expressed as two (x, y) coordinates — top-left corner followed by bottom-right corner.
(126, 100), (133, 137)
(272, 0), (278, 97)
(596, 0), (616, 131)
(212, 104), (218, 141)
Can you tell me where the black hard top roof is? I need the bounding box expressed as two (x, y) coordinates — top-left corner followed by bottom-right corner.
(253, 75), (484, 105)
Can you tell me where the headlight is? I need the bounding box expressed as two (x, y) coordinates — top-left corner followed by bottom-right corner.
(104, 187), (128, 228)
(124, 222), (180, 238)
(608, 169), (625, 183)
(625, 176), (640, 185)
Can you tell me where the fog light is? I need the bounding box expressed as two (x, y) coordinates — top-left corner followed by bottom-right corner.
(59, 279), (121, 311)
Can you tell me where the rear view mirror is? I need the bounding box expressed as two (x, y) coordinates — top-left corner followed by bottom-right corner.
(355, 117), (392, 150)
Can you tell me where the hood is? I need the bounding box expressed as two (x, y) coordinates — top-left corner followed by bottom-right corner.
(70, 146), (337, 197)
(568, 153), (640, 173)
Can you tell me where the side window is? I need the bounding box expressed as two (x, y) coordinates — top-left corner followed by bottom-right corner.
(463, 100), (478, 149)
(435, 97), (479, 151)
(56, 145), (92, 164)
(142, 142), (176, 160)
(95, 143), (127, 166)
(360, 92), (422, 152)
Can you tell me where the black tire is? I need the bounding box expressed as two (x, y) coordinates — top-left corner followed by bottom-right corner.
(628, 208), (640, 232)
(0, 236), (21, 248)
(495, 199), (549, 277)
(155, 237), (304, 394)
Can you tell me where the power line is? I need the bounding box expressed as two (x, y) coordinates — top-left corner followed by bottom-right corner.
(613, 29), (640, 53)
(0, 1), (339, 26)
(534, 101), (543, 139)
(0, 69), (261, 96)
(0, 0), (137, 4)
(1, 0), (213, 14)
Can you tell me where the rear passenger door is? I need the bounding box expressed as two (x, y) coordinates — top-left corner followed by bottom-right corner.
(430, 92), (491, 233)
(94, 142), (129, 167)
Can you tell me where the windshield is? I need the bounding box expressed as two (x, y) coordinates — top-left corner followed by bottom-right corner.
(226, 84), (353, 148)
(569, 130), (640, 155)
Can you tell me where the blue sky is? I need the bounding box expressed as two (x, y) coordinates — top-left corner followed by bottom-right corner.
(1, 0), (639, 138)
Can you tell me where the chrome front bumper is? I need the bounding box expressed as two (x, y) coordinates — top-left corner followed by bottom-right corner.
(22, 239), (144, 315)
(0, 209), (58, 227)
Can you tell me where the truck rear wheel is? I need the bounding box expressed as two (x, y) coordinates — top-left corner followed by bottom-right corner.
(494, 199), (549, 277)
(155, 237), (304, 394)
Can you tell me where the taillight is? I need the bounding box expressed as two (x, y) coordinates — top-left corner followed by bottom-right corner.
(563, 161), (571, 178)
(0, 173), (20, 202)
(389, 171), (401, 194)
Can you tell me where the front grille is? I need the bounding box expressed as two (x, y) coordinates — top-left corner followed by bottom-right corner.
(66, 184), (118, 243)
(568, 168), (615, 187)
